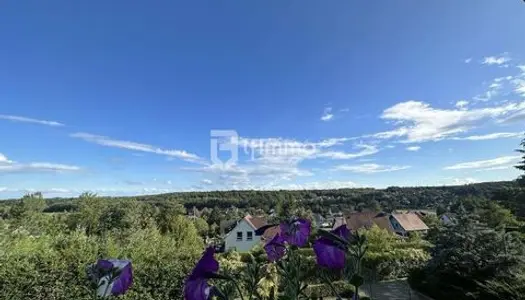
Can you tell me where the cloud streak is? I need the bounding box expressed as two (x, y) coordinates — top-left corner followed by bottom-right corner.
(443, 155), (521, 170)
(334, 163), (411, 174)
(0, 115), (64, 127)
(71, 132), (201, 161)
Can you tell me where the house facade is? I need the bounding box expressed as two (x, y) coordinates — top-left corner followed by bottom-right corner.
(224, 215), (266, 252)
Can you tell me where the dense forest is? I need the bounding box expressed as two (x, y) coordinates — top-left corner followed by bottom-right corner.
(1, 180), (522, 215)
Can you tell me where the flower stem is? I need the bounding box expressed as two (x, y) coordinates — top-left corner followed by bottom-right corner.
(232, 279), (246, 300)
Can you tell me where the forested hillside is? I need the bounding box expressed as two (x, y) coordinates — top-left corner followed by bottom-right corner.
(11, 180), (522, 217)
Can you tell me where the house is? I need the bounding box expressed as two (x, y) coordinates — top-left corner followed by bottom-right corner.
(334, 211), (396, 233)
(334, 211), (429, 237)
(389, 212), (429, 236)
(224, 215), (268, 252)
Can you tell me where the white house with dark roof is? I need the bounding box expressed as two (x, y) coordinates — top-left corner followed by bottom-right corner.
(224, 215), (267, 252)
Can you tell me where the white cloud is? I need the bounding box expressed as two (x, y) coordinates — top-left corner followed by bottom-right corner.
(0, 115), (64, 127)
(317, 144), (379, 160)
(482, 54), (511, 66)
(0, 162), (81, 173)
(275, 180), (360, 190)
(321, 107), (334, 121)
(464, 58), (472, 64)
(377, 100), (525, 143)
(71, 132), (200, 162)
(124, 180), (144, 186)
(201, 179), (213, 185)
(451, 178), (478, 185)
(0, 153), (13, 163)
(334, 163), (411, 174)
(452, 132), (523, 141)
(455, 100), (469, 109)
(406, 146), (421, 152)
(443, 155), (521, 170)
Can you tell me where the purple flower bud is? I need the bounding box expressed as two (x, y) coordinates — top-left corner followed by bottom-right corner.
(313, 225), (350, 269)
(184, 247), (220, 300)
(264, 233), (287, 262)
(280, 218), (311, 247)
(95, 259), (133, 297)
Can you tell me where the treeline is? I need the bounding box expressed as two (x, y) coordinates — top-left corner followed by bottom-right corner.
(12, 180), (522, 217)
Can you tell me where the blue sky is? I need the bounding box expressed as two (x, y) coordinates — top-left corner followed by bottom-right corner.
(1, 1), (525, 199)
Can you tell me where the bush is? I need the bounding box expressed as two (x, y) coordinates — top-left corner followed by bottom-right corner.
(303, 281), (355, 298)
(0, 221), (203, 299)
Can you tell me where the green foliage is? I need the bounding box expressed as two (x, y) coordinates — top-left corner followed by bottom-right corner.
(192, 217), (209, 237)
(516, 137), (525, 187)
(0, 193), (205, 300)
(360, 225), (431, 280)
(409, 213), (525, 300)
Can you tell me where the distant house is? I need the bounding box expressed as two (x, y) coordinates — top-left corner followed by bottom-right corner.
(333, 211), (396, 233)
(224, 215), (269, 252)
(334, 211), (429, 237)
(389, 213), (429, 236)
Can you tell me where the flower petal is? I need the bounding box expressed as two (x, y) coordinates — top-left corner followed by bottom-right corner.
(313, 238), (346, 269)
(110, 261), (133, 296)
(190, 247), (219, 279)
(280, 219), (311, 247)
(264, 234), (287, 262)
(184, 278), (212, 300)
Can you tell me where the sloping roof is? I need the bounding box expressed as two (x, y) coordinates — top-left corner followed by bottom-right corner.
(244, 215), (267, 230)
(261, 225), (280, 241)
(338, 212), (395, 233)
(391, 213), (429, 231)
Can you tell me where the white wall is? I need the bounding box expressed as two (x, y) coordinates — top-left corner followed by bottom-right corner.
(224, 219), (261, 252)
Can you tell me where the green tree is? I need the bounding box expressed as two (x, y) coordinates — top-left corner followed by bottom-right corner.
(409, 212), (525, 300)
(192, 217), (209, 237)
(517, 137), (525, 187)
(478, 201), (521, 229)
(76, 192), (105, 235)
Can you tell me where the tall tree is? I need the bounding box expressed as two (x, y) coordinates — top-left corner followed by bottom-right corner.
(517, 137), (525, 187)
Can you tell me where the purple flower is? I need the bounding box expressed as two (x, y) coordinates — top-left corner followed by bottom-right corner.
(95, 259), (133, 297)
(313, 225), (350, 269)
(280, 218), (311, 247)
(264, 233), (287, 262)
(184, 247), (219, 300)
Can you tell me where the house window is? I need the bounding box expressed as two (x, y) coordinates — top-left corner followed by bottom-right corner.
(247, 231), (253, 241)
(236, 231), (243, 241)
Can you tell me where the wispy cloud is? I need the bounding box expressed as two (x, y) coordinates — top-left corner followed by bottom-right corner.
(406, 146), (421, 152)
(320, 107), (334, 121)
(482, 53), (511, 66)
(0, 115), (64, 127)
(464, 58), (472, 64)
(455, 100), (469, 109)
(201, 179), (213, 185)
(374, 100), (525, 143)
(452, 132), (523, 141)
(317, 144), (379, 160)
(0, 162), (81, 173)
(334, 163), (411, 174)
(443, 155), (521, 170)
(123, 180), (144, 186)
(71, 132), (200, 162)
